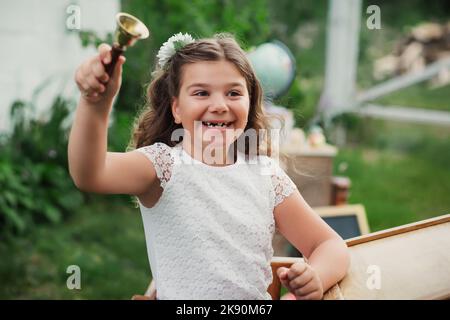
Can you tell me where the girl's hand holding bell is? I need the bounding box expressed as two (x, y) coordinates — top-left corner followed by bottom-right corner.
(74, 43), (126, 104)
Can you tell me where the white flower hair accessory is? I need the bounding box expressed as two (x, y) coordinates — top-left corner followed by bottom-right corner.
(156, 32), (195, 69)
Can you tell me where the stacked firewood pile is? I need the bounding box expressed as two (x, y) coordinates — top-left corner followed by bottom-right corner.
(374, 22), (450, 87)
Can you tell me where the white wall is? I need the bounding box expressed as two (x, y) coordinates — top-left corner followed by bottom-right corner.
(0, 0), (120, 133)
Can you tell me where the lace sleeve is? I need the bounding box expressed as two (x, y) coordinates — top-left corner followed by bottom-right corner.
(135, 142), (174, 189)
(270, 159), (298, 208)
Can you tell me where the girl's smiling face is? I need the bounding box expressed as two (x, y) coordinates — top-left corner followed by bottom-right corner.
(171, 60), (250, 161)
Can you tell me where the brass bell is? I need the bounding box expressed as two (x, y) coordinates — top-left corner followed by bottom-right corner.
(104, 12), (150, 77)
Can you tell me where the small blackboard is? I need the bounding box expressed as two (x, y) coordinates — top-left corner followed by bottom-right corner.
(315, 204), (370, 238)
(288, 204), (370, 257)
(322, 215), (363, 239)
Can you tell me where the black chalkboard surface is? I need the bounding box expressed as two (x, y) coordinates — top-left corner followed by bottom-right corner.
(287, 204), (370, 257)
(322, 215), (362, 239)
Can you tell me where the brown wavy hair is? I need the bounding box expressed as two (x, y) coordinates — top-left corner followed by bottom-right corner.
(128, 33), (280, 157)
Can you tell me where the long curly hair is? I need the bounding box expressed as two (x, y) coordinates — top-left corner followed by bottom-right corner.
(128, 33), (280, 157)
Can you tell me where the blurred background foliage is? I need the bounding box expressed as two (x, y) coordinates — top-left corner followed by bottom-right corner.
(0, 0), (449, 299)
(0, 97), (83, 234)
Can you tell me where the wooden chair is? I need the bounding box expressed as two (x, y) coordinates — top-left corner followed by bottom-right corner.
(132, 214), (450, 300)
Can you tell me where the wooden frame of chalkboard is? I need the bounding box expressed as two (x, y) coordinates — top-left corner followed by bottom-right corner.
(286, 204), (370, 257)
(314, 204), (370, 239)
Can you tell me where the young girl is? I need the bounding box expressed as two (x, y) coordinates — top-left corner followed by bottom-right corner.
(69, 32), (350, 300)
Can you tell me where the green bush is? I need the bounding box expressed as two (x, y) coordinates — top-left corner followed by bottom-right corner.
(0, 97), (84, 235)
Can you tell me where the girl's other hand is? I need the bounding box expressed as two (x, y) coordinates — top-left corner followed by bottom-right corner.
(277, 262), (324, 300)
(74, 43), (126, 104)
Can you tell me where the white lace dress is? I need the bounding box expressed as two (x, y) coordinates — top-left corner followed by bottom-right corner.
(135, 142), (297, 300)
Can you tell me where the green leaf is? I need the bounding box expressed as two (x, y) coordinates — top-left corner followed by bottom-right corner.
(2, 206), (26, 233)
(0, 162), (15, 180)
(8, 180), (29, 195)
(20, 196), (37, 211)
(3, 191), (18, 207)
(43, 205), (61, 224)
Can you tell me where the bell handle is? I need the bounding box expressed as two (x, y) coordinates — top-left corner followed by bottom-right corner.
(104, 45), (124, 77)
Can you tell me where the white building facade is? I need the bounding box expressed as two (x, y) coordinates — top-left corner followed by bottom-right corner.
(0, 0), (120, 133)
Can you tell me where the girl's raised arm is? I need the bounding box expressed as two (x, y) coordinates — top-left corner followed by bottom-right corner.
(68, 44), (157, 196)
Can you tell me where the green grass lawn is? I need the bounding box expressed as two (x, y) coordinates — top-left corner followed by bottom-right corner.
(334, 121), (450, 232)
(373, 83), (450, 112)
(0, 200), (150, 299)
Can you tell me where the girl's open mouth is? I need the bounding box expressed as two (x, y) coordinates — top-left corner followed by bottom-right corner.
(201, 121), (234, 129)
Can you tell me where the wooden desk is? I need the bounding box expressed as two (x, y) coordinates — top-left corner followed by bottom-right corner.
(270, 214), (450, 300)
(331, 214), (450, 299)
